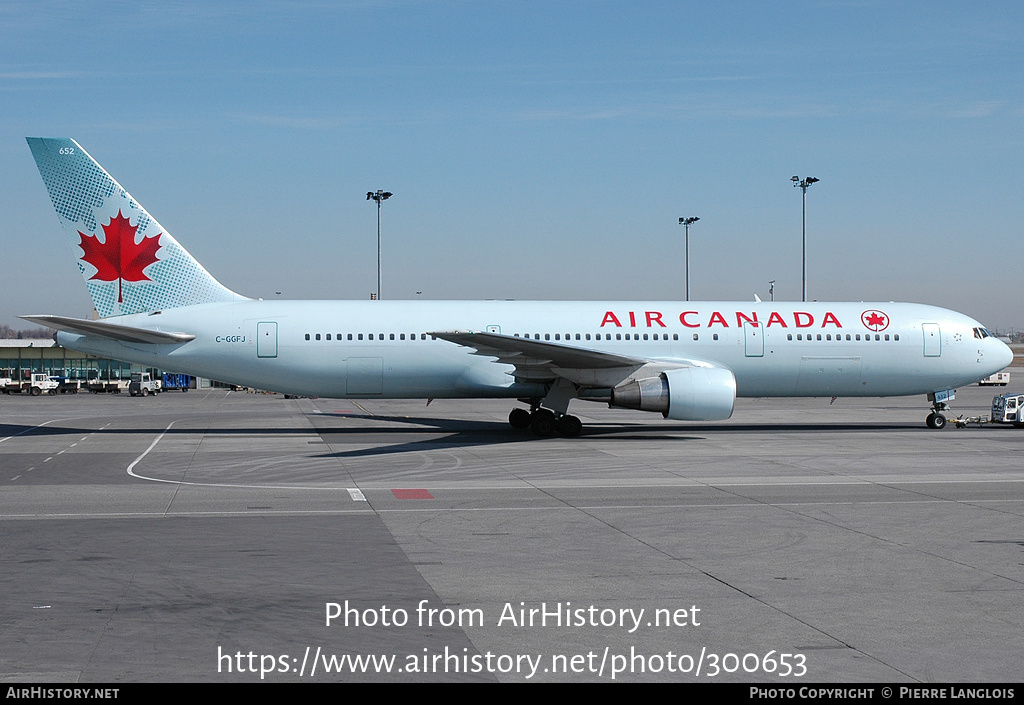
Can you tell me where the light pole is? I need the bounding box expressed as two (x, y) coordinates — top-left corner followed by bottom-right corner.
(791, 176), (818, 302)
(366, 190), (392, 300)
(678, 216), (699, 301)
(768, 280), (775, 302)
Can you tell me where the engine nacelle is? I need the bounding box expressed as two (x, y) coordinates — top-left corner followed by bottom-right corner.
(610, 367), (736, 421)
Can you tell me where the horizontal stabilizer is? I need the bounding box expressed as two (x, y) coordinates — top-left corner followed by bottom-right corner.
(19, 315), (195, 345)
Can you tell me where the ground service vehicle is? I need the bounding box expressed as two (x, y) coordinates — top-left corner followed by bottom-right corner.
(128, 372), (161, 396)
(161, 373), (191, 392)
(3, 373), (60, 396)
(991, 393), (1024, 427)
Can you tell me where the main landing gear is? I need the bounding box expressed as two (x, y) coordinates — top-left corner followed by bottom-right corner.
(508, 405), (583, 438)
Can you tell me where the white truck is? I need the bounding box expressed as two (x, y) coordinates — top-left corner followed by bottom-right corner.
(979, 372), (1010, 386)
(128, 372), (162, 396)
(991, 393), (1024, 427)
(2, 373), (60, 396)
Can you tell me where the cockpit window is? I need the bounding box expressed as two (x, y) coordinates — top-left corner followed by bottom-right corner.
(973, 327), (992, 339)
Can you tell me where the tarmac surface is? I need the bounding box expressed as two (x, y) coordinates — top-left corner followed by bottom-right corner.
(1, 385), (1022, 683)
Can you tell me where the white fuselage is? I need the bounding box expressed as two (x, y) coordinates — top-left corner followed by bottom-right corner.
(56, 300), (1013, 403)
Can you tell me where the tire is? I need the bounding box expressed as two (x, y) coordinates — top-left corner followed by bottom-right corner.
(30, 387), (41, 396)
(509, 408), (532, 429)
(926, 412), (946, 430)
(140, 388), (148, 397)
(556, 415), (583, 438)
(531, 410), (557, 437)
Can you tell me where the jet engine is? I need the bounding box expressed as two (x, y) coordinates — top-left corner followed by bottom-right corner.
(610, 367), (736, 421)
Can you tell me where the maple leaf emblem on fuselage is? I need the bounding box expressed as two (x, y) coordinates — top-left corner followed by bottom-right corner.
(860, 310), (889, 332)
(78, 211), (162, 303)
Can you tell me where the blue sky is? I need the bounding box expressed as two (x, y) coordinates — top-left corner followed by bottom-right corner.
(3, 1), (1023, 331)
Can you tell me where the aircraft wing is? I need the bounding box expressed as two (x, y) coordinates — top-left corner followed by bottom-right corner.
(20, 315), (196, 345)
(429, 330), (720, 387)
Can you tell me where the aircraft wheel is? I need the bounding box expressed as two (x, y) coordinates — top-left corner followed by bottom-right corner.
(556, 415), (582, 438)
(531, 410), (557, 437)
(926, 412), (946, 430)
(509, 408), (531, 430)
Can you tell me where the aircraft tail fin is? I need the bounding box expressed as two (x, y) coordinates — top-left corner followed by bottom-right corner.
(26, 138), (245, 318)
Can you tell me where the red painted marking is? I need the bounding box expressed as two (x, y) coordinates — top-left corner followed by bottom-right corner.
(392, 488), (434, 500)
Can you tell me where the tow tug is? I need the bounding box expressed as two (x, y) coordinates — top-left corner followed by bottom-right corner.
(953, 392), (1024, 429)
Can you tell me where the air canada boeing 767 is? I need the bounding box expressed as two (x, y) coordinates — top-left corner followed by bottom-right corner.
(21, 138), (1013, 436)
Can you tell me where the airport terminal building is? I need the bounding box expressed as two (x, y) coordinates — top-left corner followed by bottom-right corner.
(0, 339), (215, 389)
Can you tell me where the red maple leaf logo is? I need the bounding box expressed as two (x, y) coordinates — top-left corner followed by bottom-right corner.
(78, 211), (161, 303)
(861, 310), (889, 331)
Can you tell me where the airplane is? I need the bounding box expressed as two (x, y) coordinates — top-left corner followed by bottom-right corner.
(21, 137), (1014, 436)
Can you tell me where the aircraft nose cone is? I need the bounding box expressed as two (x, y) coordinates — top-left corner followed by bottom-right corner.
(994, 340), (1014, 370)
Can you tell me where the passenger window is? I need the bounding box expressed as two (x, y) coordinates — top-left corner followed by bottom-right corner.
(304, 333), (310, 340)
(713, 334), (719, 341)
(315, 333), (321, 341)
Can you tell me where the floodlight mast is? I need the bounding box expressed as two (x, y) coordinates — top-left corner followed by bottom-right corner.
(791, 176), (818, 302)
(366, 190), (392, 300)
(678, 216), (700, 301)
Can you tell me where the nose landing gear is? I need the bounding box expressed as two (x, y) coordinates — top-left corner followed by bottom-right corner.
(925, 389), (955, 429)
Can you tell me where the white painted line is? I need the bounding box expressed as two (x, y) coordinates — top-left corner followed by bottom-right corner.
(347, 488), (366, 502)
(126, 422), (176, 481)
